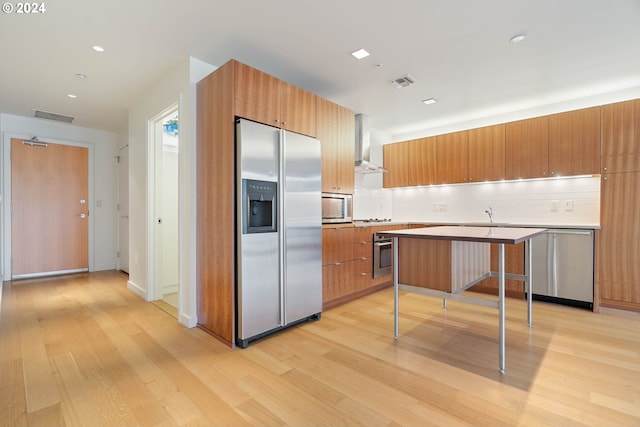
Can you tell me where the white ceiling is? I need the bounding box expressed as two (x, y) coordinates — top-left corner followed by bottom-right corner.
(1, 0), (639, 137)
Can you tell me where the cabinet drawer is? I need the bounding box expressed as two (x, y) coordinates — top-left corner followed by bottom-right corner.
(354, 240), (372, 259)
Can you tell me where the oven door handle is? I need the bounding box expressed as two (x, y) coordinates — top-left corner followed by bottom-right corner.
(374, 241), (392, 249)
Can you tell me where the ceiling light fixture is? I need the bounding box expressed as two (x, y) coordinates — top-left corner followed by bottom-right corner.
(76, 73), (87, 79)
(350, 48), (370, 60)
(67, 94), (77, 99)
(92, 45), (105, 52)
(422, 98), (437, 105)
(510, 33), (527, 44)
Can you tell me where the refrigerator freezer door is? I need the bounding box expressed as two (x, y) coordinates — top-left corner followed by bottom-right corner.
(282, 131), (322, 325)
(237, 119), (279, 181)
(236, 119), (282, 342)
(237, 232), (281, 339)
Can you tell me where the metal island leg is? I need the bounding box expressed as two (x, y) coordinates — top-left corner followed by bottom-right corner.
(498, 242), (506, 375)
(394, 236), (399, 340)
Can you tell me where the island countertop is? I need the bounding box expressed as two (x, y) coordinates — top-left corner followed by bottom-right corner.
(376, 225), (548, 245)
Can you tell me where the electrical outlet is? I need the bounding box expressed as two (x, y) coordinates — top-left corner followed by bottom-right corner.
(550, 200), (559, 212)
(564, 200), (574, 211)
(439, 202), (447, 212)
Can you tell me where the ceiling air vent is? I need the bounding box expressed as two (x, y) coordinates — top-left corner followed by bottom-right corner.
(33, 110), (74, 124)
(389, 74), (417, 89)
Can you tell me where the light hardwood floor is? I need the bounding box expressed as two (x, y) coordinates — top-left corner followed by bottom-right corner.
(1, 270), (639, 426)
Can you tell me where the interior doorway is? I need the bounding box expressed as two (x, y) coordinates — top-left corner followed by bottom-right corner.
(117, 145), (129, 273)
(150, 105), (180, 314)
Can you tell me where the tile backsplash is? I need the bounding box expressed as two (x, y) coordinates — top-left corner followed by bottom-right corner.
(355, 176), (600, 226)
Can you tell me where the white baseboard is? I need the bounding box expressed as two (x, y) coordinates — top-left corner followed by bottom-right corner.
(180, 312), (197, 328)
(161, 284), (178, 295)
(127, 280), (147, 300)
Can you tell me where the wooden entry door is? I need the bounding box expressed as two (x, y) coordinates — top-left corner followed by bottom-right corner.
(11, 138), (89, 278)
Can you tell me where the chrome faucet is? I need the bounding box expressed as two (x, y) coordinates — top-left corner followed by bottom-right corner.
(485, 207), (494, 223)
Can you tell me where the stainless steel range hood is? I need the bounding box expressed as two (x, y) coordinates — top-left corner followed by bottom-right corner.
(354, 114), (387, 174)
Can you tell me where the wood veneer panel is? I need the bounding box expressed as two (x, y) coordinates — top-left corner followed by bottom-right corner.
(322, 228), (355, 265)
(197, 61), (235, 345)
(280, 82), (317, 137)
(317, 99), (354, 193)
(398, 238), (452, 291)
(335, 104), (355, 193)
(599, 172), (640, 304)
(412, 136), (437, 185)
(468, 125), (506, 182)
(436, 130), (469, 184)
(548, 106), (601, 176)
(601, 99), (640, 173)
(383, 142), (409, 188)
(505, 116), (549, 179)
(233, 60), (280, 128)
(317, 97), (340, 193)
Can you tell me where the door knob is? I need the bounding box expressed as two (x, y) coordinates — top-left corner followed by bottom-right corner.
(80, 213), (86, 219)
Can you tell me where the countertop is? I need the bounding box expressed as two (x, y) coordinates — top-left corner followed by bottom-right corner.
(375, 225), (548, 245)
(352, 221), (600, 230)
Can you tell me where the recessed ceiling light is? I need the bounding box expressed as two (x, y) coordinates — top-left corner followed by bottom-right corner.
(76, 73), (87, 79)
(422, 98), (437, 105)
(510, 33), (527, 44)
(350, 48), (370, 60)
(67, 94), (77, 99)
(92, 45), (105, 52)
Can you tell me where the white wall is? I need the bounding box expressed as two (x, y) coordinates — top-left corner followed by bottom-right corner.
(0, 113), (118, 279)
(391, 176), (600, 226)
(127, 57), (215, 328)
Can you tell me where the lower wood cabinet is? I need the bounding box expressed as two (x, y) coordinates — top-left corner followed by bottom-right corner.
(322, 225), (402, 310)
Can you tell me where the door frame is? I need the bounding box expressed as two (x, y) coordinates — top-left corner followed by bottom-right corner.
(2, 133), (95, 279)
(146, 102), (181, 306)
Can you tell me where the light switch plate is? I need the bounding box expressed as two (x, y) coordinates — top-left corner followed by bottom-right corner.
(563, 200), (574, 211)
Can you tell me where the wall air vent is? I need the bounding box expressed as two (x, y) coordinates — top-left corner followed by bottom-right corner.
(389, 74), (417, 89)
(33, 110), (74, 123)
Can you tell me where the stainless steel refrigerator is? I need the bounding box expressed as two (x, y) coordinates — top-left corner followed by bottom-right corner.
(236, 118), (322, 348)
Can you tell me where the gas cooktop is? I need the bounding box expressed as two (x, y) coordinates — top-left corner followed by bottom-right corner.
(354, 218), (393, 223)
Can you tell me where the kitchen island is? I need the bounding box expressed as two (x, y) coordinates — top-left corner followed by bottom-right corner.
(377, 226), (546, 374)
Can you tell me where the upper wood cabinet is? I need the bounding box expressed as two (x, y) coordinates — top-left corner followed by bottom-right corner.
(436, 131), (469, 184)
(233, 60), (317, 137)
(413, 136), (437, 185)
(383, 142), (409, 188)
(468, 125), (506, 182)
(505, 116), (549, 179)
(601, 99), (640, 173)
(317, 98), (354, 194)
(383, 137), (436, 188)
(548, 106), (601, 176)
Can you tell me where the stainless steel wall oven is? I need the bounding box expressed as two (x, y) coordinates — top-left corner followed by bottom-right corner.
(373, 233), (392, 278)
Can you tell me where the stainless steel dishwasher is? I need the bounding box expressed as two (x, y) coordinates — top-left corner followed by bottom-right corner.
(527, 229), (594, 310)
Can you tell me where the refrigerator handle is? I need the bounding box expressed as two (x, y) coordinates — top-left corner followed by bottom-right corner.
(546, 234), (553, 296)
(278, 130), (286, 327)
(551, 233), (558, 296)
